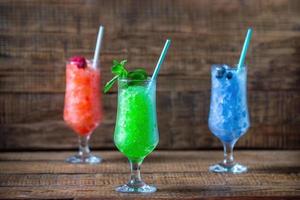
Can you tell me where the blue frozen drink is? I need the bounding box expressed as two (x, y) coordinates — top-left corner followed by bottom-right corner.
(209, 65), (250, 142)
(208, 64), (250, 174)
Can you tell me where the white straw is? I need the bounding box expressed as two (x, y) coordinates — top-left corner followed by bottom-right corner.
(92, 25), (104, 69)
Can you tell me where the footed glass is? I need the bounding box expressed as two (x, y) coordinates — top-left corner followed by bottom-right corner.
(208, 64), (250, 174)
(64, 59), (103, 164)
(114, 78), (159, 193)
(65, 135), (101, 164)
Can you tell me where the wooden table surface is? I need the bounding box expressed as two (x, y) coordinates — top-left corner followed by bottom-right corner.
(0, 150), (299, 199)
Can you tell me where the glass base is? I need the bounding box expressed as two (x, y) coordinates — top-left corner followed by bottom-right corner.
(66, 154), (102, 164)
(116, 184), (157, 193)
(209, 163), (247, 174)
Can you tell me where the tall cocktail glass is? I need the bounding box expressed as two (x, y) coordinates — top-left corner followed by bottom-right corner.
(208, 64), (250, 173)
(114, 78), (159, 193)
(64, 58), (103, 164)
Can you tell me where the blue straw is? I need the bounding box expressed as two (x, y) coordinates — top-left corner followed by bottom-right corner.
(237, 28), (253, 71)
(148, 39), (171, 89)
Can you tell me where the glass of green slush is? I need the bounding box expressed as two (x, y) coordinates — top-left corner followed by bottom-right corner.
(114, 78), (159, 193)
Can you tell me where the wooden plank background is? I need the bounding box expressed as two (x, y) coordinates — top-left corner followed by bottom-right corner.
(0, 0), (299, 150)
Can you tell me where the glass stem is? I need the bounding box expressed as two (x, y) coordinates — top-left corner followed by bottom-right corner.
(78, 135), (91, 158)
(128, 160), (144, 188)
(222, 141), (235, 166)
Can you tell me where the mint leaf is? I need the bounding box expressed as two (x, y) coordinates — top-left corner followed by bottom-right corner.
(104, 75), (118, 93)
(103, 60), (149, 93)
(112, 60), (128, 77)
(104, 60), (128, 93)
(120, 60), (127, 65)
(128, 69), (147, 80)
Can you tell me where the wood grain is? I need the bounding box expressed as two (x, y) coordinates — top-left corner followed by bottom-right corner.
(0, 0), (300, 150)
(0, 151), (299, 199)
(0, 91), (299, 150)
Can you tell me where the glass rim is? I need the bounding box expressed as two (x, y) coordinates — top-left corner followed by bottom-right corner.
(66, 59), (100, 65)
(118, 77), (153, 83)
(211, 64), (247, 70)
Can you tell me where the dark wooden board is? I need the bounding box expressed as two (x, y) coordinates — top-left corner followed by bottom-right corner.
(0, 151), (299, 199)
(0, 0), (300, 150)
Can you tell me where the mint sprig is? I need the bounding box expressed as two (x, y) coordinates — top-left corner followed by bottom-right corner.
(112, 60), (128, 77)
(104, 60), (148, 93)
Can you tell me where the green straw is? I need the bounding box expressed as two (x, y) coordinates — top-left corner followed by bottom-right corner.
(237, 28), (253, 72)
(148, 39), (171, 89)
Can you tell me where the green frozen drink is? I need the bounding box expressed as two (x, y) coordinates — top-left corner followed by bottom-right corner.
(103, 60), (161, 193)
(104, 39), (170, 194)
(114, 79), (159, 162)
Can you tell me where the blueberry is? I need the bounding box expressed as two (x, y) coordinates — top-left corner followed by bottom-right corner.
(215, 66), (225, 78)
(226, 72), (233, 79)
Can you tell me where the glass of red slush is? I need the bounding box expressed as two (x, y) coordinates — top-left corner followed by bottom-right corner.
(63, 56), (103, 164)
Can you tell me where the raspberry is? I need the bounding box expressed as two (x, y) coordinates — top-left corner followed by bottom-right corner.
(69, 56), (87, 69)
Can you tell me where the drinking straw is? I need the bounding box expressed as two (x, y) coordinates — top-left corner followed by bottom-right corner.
(92, 25), (104, 69)
(148, 39), (171, 89)
(237, 28), (253, 72)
